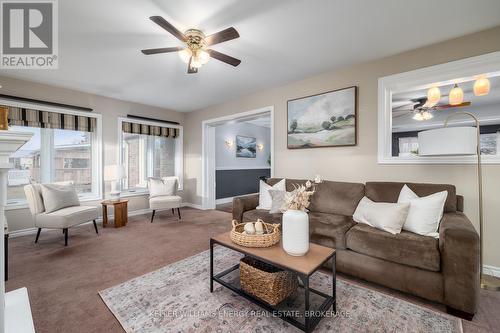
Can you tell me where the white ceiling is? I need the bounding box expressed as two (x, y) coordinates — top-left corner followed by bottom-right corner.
(242, 116), (271, 128)
(1, 0), (500, 112)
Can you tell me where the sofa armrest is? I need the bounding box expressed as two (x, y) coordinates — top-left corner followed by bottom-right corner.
(232, 194), (259, 222)
(439, 212), (480, 314)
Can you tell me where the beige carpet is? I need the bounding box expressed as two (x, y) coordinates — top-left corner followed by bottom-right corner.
(99, 246), (462, 333)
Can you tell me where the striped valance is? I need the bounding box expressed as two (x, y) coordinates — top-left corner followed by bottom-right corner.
(7, 106), (97, 132)
(122, 121), (179, 138)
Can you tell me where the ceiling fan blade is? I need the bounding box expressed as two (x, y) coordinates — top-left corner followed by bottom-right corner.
(141, 47), (182, 55)
(205, 27), (239, 46)
(187, 58), (198, 74)
(434, 101), (471, 110)
(150, 16), (186, 42)
(207, 49), (241, 67)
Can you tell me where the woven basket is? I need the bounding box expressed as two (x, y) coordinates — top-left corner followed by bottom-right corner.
(230, 219), (280, 248)
(240, 257), (298, 306)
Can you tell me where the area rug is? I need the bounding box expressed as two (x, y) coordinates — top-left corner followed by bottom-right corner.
(99, 247), (462, 333)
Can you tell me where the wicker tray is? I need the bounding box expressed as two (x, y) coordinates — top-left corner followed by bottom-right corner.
(230, 219), (280, 248)
(240, 256), (298, 306)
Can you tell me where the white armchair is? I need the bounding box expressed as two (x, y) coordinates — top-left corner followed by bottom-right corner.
(24, 183), (99, 246)
(148, 177), (182, 223)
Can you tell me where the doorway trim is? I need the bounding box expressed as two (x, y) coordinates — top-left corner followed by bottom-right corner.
(201, 106), (275, 210)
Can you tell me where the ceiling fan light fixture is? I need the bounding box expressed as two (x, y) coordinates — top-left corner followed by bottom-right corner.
(474, 77), (490, 96)
(198, 50), (210, 65)
(413, 110), (433, 121)
(178, 48), (192, 63)
(426, 86), (441, 107)
(449, 84), (464, 106)
(191, 57), (202, 68)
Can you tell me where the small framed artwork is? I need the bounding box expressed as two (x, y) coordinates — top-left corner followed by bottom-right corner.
(236, 135), (256, 158)
(287, 86), (357, 149)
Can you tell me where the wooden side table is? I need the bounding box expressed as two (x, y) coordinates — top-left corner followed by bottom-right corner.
(101, 199), (129, 228)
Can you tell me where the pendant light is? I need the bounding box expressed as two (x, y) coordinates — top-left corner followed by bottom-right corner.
(426, 86), (441, 107)
(473, 77), (490, 96)
(449, 84), (464, 106)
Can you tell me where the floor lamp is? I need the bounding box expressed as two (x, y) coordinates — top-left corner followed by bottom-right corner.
(418, 111), (500, 291)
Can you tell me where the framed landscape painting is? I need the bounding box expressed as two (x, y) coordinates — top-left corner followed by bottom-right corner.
(236, 135), (256, 158)
(287, 86), (357, 149)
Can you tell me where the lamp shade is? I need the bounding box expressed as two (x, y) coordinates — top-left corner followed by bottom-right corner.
(418, 127), (477, 156)
(104, 165), (116, 181)
(448, 84), (464, 105)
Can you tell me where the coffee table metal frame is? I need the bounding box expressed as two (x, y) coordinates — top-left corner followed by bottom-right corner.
(210, 238), (336, 333)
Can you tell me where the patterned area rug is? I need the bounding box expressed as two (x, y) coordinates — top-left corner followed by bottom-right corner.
(99, 247), (462, 333)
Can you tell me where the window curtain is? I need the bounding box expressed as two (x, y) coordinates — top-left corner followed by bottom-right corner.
(6, 106), (97, 132)
(122, 121), (179, 138)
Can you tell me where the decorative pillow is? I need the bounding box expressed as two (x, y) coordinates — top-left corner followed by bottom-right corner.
(149, 177), (177, 198)
(40, 183), (80, 213)
(397, 184), (448, 238)
(256, 179), (285, 210)
(353, 196), (410, 234)
(268, 189), (286, 214)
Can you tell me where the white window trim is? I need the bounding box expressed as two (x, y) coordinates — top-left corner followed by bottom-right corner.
(117, 117), (183, 195)
(378, 51), (500, 165)
(2, 98), (103, 208)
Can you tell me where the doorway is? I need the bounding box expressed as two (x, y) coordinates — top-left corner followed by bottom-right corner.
(202, 106), (274, 210)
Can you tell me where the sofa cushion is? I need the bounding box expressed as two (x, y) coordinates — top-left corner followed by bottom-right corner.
(35, 206), (98, 229)
(309, 212), (355, 249)
(243, 209), (282, 225)
(308, 181), (365, 215)
(266, 178), (365, 216)
(365, 182), (456, 213)
(346, 224), (441, 272)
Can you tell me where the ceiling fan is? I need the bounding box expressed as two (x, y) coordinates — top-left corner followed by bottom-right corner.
(141, 16), (241, 74)
(393, 97), (471, 120)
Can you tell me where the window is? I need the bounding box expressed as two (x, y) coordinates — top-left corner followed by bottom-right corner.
(54, 129), (93, 194)
(119, 118), (183, 194)
(6, 104), (101, 206)
(7, 126), (41, 203)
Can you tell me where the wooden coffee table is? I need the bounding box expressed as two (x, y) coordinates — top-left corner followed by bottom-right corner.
(210, 232), (336, 333)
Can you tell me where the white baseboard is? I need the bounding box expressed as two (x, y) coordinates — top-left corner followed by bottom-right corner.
(182, 202), (203, 210)
(216, 197), (234, 205)
(215, 193), (258, 205)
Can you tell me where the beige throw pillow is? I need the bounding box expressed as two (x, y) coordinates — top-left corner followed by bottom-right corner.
(268, 189), (286, 214)
(353, 196), (410, 234)
(398, 184), (447, 238)
(40, 183), (80, 213)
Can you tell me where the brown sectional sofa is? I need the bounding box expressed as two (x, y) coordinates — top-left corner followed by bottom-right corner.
(232, 178), (480, 319)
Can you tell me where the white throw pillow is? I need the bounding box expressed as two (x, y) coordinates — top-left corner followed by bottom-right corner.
(256, 179), (285, 210)
(40, 183), (80, 213)
(149, 177), (177, 198)
(353, 196), (410, 234)
(397, 184), (447, 238)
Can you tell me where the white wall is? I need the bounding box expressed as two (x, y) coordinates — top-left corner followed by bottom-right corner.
(215, 122), (270, 169)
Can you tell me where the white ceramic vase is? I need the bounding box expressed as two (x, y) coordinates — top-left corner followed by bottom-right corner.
(282, 209), (309, 256)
